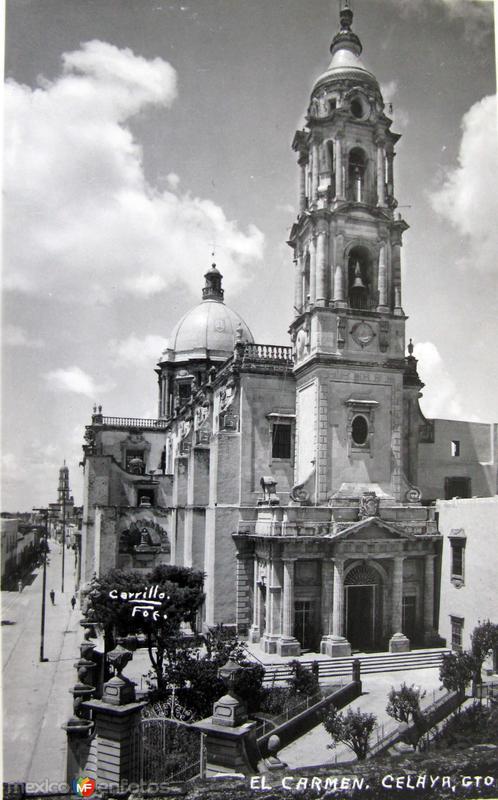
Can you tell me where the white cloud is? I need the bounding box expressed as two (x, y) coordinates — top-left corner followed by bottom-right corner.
(3, 324), (44, 348)
(380, 80), (398, 101)
(276, 203), (295, 214)
(4, 40), (264, 304)
(166, 172), (180, 189)
(386, 0), (492, 33)
(45, 366), (113, 397)
(429, 94), (498, 273)
(112, 334), (170, 366)
(414, 341), (479, 421)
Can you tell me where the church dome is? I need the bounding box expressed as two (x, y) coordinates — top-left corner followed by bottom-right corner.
(160, 265), (254, 364)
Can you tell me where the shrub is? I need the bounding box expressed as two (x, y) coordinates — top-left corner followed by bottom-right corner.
(439, 651), (476, 699)
(323, 706), (377, 761)
(288, 659), (320, 698)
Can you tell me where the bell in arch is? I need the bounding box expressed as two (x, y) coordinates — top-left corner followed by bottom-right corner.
(352, 262), (366, 289)
(350, 261), (368, 309)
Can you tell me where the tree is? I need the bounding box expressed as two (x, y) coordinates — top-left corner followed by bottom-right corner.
(323, 706), (377, 761)
(471, 621), (498, 685)
(84, 565), (205, 693)
(439, 651), (476, 702)
(386, 683), (427, 747)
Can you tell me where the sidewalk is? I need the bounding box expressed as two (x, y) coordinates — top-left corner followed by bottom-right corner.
(2, 542), (81, 783)
(279, 666), (443, 768)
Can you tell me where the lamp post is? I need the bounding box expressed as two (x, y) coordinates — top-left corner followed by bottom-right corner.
(61, 488), (66, 594)
(33, 507), (49, 663)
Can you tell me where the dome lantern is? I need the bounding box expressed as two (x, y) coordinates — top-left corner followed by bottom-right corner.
(202, 263), (224, 302)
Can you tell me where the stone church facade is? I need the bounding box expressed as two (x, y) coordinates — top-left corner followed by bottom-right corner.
(80, 7), (497, 657)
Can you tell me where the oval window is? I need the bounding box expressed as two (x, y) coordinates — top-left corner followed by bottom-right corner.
(352, 415), (368, 445)
(351, 98), (363, 119)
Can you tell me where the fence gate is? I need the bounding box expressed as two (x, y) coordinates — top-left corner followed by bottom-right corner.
(131, 717), (204, 785)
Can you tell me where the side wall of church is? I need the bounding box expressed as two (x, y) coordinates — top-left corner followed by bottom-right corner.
(239, 373), (295, 505)
(418, 420), (498, 502)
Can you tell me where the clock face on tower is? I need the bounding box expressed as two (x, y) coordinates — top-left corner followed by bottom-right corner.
(351, 321), (375, 348)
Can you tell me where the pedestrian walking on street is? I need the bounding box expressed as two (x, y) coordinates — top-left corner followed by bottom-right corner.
(70, 595), (76, 611)
(18, 580), (23, 593)
(50, 589), (55, 605)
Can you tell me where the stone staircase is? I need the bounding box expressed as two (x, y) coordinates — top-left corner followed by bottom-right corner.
(261, 648), (450, 685)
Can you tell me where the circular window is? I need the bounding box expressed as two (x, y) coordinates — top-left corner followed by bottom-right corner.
(352, 415), (369, 446)
(351, 98), (364, 119)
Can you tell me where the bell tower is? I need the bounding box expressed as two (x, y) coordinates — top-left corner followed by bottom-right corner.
(289, 4), (422, 504)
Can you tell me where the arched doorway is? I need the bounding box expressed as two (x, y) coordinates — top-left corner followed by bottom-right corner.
(344, 563), (383, 651)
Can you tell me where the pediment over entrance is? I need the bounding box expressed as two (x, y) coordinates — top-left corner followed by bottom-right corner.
(329, 517), (415, 542)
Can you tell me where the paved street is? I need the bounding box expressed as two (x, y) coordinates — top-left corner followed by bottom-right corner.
(1, 542), (80, 783)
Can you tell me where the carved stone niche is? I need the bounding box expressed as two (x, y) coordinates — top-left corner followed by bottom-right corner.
(120, 431), (151, 473)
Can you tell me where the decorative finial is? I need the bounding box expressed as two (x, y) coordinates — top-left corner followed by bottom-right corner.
(408, 338), (414, 356)
(331, 0), (361, 57)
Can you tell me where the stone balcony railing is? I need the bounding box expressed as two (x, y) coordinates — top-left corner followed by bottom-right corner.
(232, 342), (294, 375)
(92, 414), (169, 430)
(240, 343), (294, 363)
(238, 519), (332, 537)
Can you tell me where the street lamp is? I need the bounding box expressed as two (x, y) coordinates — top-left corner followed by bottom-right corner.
(33, 507), (49, 663)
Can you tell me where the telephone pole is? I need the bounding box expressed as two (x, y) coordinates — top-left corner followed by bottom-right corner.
(33, 508), (49, 662)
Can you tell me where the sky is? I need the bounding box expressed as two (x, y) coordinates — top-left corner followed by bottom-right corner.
(2, 0), (497, 511)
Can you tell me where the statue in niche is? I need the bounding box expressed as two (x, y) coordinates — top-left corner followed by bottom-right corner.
(295, 326), (310, 362)
(219, 381), (236, 414)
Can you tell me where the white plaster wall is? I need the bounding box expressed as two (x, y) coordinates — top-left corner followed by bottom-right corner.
(437, 496), (498, 651)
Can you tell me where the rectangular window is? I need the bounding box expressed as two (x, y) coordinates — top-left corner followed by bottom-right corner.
(451, 440), (460, 457)
(451, 542), (465, 579)
(450, 616), (464, 653)
(178, 383), (191, 403)
(272, 423), (292, 460)
(445, 477), (471, 499)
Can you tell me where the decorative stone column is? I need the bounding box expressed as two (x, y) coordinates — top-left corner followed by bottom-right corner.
(377, 244), (388, 312)
(320, 559), (335, 653)
(261, 559), (281, 654)
(248, 557), (261, 643)
(294, 254), (304, 315)
(277, 558), (300, 656)
(299, 158), (307, 212)
(323, 559), (351, 657)
(389, 556), (410, 652)
(423, 554), (436, 643)
(81, 646), (147, 788)
(311, 142), (319, 205)
(192, 661), (258, 776)
(376, 139), (386, 206)
(335, 135), (344, 199)
(392, 242), (404, 316)
(386, 149), (394, 197)
(309, 234), (317, 306)
(315, 229), (328, 307)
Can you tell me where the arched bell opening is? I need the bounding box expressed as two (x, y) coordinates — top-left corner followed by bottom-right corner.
(347, 245), (374, 310)
(344, 562), (384, 651)
(347, 147), (367, 203)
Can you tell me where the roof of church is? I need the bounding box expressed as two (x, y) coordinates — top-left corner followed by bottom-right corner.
(159, 265), (254, 364)
(312, 5), (379, 95)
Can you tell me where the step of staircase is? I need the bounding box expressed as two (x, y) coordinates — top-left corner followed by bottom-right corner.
(261, 648), (450, 684)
